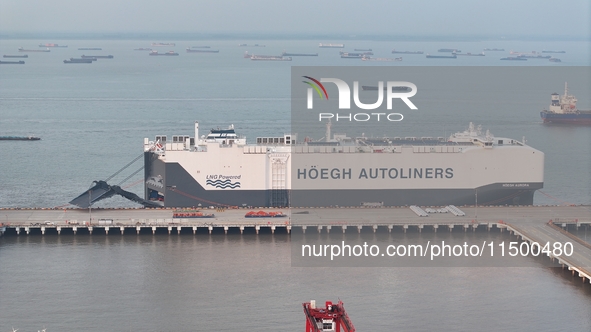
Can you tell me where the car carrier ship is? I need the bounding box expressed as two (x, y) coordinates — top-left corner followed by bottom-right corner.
(141, 121), (544, 208)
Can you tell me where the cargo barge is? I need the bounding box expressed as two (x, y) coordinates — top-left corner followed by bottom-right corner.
(0, 136), (40, 140)
(541, 83), (591, 125)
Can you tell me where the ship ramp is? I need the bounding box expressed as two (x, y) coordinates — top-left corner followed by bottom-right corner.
(69, 153), (161, 208)
(69, 180), (161, 208)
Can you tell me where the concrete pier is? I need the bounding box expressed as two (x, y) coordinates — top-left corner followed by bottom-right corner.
(1, 205), (590, 284)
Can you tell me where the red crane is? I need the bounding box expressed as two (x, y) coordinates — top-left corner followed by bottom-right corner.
(303, 300), (356, 332)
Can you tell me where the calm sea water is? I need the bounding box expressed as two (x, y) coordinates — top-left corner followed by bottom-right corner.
(1, 38), (590, 331)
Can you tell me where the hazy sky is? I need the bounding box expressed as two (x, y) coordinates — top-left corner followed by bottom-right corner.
(0, 0), (589, 37)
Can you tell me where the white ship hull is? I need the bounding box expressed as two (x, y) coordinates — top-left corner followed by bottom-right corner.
(144, 123), (544, 207)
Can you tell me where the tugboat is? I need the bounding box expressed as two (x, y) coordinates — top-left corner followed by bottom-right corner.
(541, 83), (591, 125)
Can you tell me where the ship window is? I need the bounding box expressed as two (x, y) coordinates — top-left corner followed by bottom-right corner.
(280, 138), (285, 143)
(274, 137), (279, 143)
(263, 138), (268, 143)
(498, 140), (503, 145)
(257, 138), (262, 144)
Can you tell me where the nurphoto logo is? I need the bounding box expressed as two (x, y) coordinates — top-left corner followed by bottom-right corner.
(303, 76), (418, 122)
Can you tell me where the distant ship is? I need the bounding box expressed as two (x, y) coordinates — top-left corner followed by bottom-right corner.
(517, 54), (551, 59)
(549, 57), (562, 62)
(19, 47), (49, 52)
(149, 51), (179, 56)
(426, 54), (457, 59)
(483, 48), (505, 51)
(64, 58), (93, 63)
(281, 51), (318, 56)
(3, 55), (28, 58)
(0, 60), (25, 64)
(456, 52), (485, 56)
(500, 57), (527, 61)
(151, 43), (175, 47)
(438, 48), (460, 53)
(78, 47), (102, 50)
(39, 43), (67, 47)
(81, 55), (114, 59)
(542, 50), (566, 53)
(134, 48), (152, 51)
(191, 46), (211, 48)
(341, 53), (363, 59)
(250, 55), (291, 61)
(354, 48), (372, 51)
(361, 56), (402, 62)
(341, 51), (372, 55)
(319, 43), (344, 48)
(0, 136), (40, 141)
(186, 48), (219, 53)
(540, 83), (591, 125)
(244, 52), (289, 60)
(392, 50), (423, 54)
